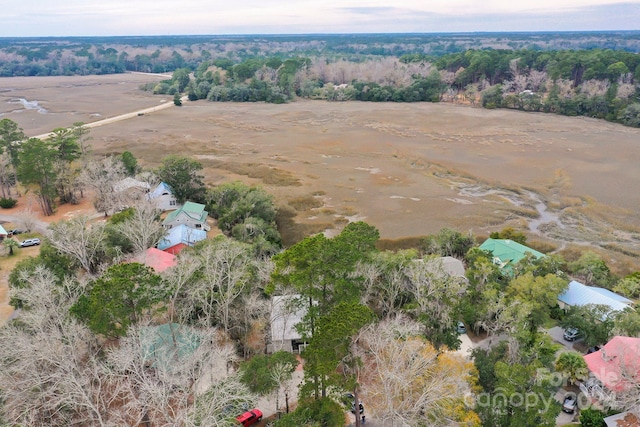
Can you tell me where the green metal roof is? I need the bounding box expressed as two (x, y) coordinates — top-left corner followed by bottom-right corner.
(478, 238), (545, 270)
(142, 323), (201, 370)
(163, 201), (208, 224)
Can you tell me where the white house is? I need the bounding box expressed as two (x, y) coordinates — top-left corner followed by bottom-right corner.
(148, 182), (181, 211)
(268, 295), (308, 354)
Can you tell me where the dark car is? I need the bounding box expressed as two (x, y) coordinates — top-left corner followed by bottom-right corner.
(235, 408), (262, 426)
(343, 393), (364, 415)
(586, 345), (601, 354)
(8, 228), (26, 236)
(562, 394), (577, 413)
(563, 328), (581, 341)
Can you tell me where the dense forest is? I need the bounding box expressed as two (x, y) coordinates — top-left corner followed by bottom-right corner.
(2, 32), (640, 127)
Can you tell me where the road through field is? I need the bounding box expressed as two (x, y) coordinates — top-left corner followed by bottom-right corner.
(32, 95), (188, 140)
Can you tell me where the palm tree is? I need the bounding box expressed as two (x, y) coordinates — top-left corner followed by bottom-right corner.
(555, 351), (588, 385)
(3, 238), (18, 256)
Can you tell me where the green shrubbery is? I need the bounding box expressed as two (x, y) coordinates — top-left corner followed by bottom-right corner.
(0, 197), (17, 208)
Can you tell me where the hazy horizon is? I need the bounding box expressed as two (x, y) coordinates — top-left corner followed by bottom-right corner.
(5, 1), (639, 38)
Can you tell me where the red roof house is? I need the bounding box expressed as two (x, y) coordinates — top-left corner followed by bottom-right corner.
(132, 248), (177, 273)
(584, 336), (640, 392)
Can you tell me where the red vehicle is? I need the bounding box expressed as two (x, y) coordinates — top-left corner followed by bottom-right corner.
(236, 408), (263, 426)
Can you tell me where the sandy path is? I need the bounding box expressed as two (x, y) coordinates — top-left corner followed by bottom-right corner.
(33, 95), (188, 140)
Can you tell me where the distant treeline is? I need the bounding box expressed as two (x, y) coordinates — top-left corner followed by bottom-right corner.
(2, 32), (640, 77)
(142, 48), (640, 127)
(2, 34), (639, 127)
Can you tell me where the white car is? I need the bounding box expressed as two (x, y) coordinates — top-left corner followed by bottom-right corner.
(19, 238), (41, 248)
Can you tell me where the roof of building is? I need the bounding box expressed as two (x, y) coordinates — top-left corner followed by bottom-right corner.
(132, 248), (177, 273)
(157, 224), (207, 250)
(141, 323), (200, 370)
(271, 295), (307, 342)
(0, 224), (7, 235)
(114, 177), (151, 193)
(149, 182), (174, 199)
(558, 281), (632, 315)
(163, 201), (208, 224)
(605, 411), (640, 427)
(584, 336), (640, 392)
(590, 287), (634, 304)
(478, 238), (545, 270)
(440, 256), (466, 277)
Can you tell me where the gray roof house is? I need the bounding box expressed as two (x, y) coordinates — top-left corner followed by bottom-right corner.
(163, 201), (210, 231)
(268, 295), (308, 354)
(558, 280), (633, 319)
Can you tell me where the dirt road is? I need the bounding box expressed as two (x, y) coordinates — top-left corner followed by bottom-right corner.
(33, 95), (188, 140)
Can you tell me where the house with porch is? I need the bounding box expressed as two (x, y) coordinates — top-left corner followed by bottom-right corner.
(580, 336), (640, 416)
(148, 182), (181, 211)
(163, 201), (210, 231)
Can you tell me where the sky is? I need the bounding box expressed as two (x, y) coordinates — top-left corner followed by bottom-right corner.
(3, 0), (640, 37)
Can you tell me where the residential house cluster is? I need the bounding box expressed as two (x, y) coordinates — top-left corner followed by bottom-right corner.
(479, 238), (634, 318)
(480, 238), (640, 420)
(148, 183), (209, 255)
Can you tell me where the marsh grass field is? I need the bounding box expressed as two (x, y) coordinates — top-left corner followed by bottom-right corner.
(2, 73), (640, 274)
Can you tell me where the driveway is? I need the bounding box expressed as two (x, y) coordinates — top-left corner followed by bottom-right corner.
(547, 326), (582, 351)
(0, 213), (49, 234)
(457, 331), (507, 358)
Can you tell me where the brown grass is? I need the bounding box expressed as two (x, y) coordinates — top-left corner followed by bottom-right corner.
(287, 195), (324, 212)
(1, 74), (639, 271)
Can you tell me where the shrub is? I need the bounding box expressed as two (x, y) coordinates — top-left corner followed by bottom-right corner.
(0, 197), (17, 208)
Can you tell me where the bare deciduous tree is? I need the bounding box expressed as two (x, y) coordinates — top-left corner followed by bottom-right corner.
(184, 239), (255, 334)
(164, 251), (202, 323)
(0, 267), (113, 427)
(406, 256), (467, 336)
(47, 215), (110, 274)
(115, 200), (165, 254)
(358, 316), (477, 426)
(80, 156), (127, 215)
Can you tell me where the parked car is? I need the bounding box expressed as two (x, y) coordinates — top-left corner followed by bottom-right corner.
(457, 321), (467, 334)
(343, 393), (365, 415)
(235, 408), (263, 426)
(562, 394), (577, 413)
(19, 238), (41, 248)
(586, 345), (602, 354)
(8, 228), (27, 236)
(563, 328), (581, 341)
(351, 402), (364, 415)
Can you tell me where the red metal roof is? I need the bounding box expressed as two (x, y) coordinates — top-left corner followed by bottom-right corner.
(132, 248), (177, 273)
(584, 336), (640, 392)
